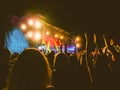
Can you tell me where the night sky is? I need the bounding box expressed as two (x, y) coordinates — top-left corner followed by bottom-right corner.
(0, 0), (120, 47)
(0, 0), (119, 32)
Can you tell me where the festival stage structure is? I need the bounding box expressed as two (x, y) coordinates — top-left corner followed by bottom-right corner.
(5, 13), (82, 53)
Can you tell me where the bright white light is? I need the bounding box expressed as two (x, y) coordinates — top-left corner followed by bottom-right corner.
(28, 19), (34, 26)
(38, 46), (42, 50)
(34, 21), (42, 29)
(34, 32), (41, 40)
(27, 31), (33, 38)
(21, 24), (27, 30)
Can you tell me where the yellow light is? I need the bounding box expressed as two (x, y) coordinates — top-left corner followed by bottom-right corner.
(27, 31), (33, 38)
(76, 36), (81, 42)
(55, 34), (58, 38)
(76, 43), (81, 48)
(60, 36), (64, 39)
(46, 31), (50, 35)
(21, 24), (27, 30)
(34, 32), (41, 40)
(28, 19), (34, 26)
(34, 20), (42, 29)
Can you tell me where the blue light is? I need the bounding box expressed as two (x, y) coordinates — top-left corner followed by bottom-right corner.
(67, 46), (75, 52)
(4, 27), (29, 53)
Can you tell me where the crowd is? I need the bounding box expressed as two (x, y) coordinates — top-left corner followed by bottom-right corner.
(0, 34), (120, 90)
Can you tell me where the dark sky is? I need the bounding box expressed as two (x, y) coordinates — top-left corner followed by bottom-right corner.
(0, 0), (120, 34)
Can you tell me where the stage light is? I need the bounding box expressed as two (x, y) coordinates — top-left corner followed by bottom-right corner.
(67, 46), (75, 51)
(60, 36), (64, 39)
(46, 31), (50, 35)
(20, 24), (27, 30)
(28, 19), (34, 26)
(76, 43), (81, 48)
(34, 32), (41, 40)
(76, 36), (81, 42)
(34, 20), (42, 29)
(27, 31), (33, 38)
(55, 34), (58, 38)
(38, 46), (42, 50)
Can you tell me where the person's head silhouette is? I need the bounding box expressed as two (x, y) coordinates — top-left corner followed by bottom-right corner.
(7, 48), (52, 90)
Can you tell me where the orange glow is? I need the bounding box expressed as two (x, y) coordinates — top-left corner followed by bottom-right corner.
(76, 36), (81, 42)
(60, 36), (64, 39)
(55, 34), (58, 38)
(76, 43), (81, 48)
(28, 19), (34, 26)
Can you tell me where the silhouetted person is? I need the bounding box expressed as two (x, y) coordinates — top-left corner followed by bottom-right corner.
(47, 51), (55, 71)
(10, 52), (19, 64)
(52, 52), (72, 90)
(0, 48), (11, 90)
(70, 48), (91, 90)
(5, 48), (52, 90)
(93, 48), (112, 90)
(109, 39), (120, 89)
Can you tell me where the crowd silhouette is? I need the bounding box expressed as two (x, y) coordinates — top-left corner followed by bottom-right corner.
(0, 33), (120, 90)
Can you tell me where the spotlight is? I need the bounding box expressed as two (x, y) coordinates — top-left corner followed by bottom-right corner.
(46, 31), (50, 35)
(60, 36), (64, 39)
(76, 43), (81, 48)
(27, 31), (33, 38)
(55, 34), (58, 38)
(34, 32), (41, 40)
(28, 19), (34, 26)
(34, 20), (42, 29)
(20, 24), (27, 30)
(76, 36), (81, 42)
